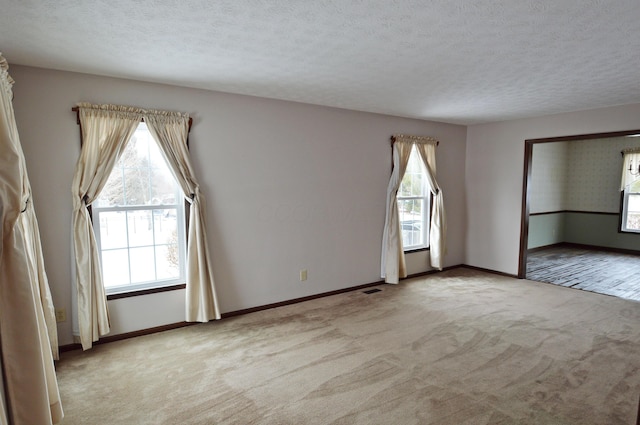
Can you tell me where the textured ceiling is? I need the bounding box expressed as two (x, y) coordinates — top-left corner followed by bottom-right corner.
(1, 0), (639, 124)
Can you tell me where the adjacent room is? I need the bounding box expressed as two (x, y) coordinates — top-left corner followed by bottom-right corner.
(1, 1), (640, 424)
(524, 134), (640, 301)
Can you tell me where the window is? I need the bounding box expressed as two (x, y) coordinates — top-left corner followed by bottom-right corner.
(621, 178), (640, 233)
(397, 145), (430, 250)
(92, 123), (186, 294)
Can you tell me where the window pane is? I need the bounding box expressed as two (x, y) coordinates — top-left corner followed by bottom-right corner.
(398, 198), (422, 217)
(130, 247), (156, 283)
(102, 249), (130, 288)
(398, 199), (425, 247)
(398, 148), (427, 197)
(127, 210), (154, 247)
(151, 167), (179, 205)
(97, 169), (124, 207)
(626, 194), (640, 230)
(154, 210), (178, 244)
(156, 245), (180, 280)
(98, 211), (128, 249)
(123, 166), (151, 205)
(400, 172), (424, 197)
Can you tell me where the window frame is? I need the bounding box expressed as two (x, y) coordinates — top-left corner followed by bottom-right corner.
(620, 186), (640, 234)
(92, 203), (188, 296)
(77, 118), (191, 299)
(619, 151), (640, 234)
(397, 146), (431, 252)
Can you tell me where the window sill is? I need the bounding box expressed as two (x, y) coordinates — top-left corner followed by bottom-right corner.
(404, 247), (430, 254)
(106, 283), (186, 300)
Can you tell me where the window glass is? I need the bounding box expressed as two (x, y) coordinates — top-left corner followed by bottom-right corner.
(93, 123), (186, 293)
(623, 180), (640, 231)
(397, 146), (430, 250)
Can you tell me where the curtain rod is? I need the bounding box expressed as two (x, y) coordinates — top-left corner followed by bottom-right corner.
(71, 106), (193, 132)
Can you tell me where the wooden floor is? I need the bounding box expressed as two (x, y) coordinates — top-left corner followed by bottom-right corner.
(526, 245), (640, 302)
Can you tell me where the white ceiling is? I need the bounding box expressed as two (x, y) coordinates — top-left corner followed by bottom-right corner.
(1, 0), (639, 125)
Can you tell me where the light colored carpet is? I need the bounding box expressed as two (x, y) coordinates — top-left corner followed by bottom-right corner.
(57, 268), (640, 424)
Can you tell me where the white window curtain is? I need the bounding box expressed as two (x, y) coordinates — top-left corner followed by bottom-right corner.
(381, 140), (413, 284)
(71, 104), (143, 350)
(620, 148), (640, 191)
(0, 53), (63, 424)
(414, 141), (447, 270)
(72, 104), (221, 349)
(144, 112), (220, 322)
(381, 135), (446, 283)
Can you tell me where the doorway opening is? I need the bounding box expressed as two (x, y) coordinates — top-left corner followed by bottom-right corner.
(518, 129), (640, 301)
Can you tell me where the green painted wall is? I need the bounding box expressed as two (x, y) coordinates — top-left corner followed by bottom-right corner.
(530, 211), (640, 251)
(564, 212), (640, 250)
(528, 213), (565, 249)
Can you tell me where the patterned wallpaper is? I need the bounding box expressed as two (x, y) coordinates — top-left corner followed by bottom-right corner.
(531, 136), (640, 213)
(530, 142), (569, 213)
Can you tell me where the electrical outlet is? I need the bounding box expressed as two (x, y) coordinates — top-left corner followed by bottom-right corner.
(300, 269), (308, 281)
(55, 308), (66, 323)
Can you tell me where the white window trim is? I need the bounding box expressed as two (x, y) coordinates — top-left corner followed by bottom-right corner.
(397, 196), (430, 251)
(621, 189), (640, 233)
(92, 202), (187, 295)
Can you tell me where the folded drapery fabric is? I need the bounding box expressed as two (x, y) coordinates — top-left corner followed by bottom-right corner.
(144, 112), (221, 322)
(0, 52), (63, 424)
(71, 104), (142, 350)
(414, 142), (446, 270)
(381, 140), (412, 283)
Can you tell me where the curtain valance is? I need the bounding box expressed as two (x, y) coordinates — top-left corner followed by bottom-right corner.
(74, 103), (192, 128)
(391, 134), (439, 146)
(620, 149), (640, 191)
(622, 147), (640, 155)
(0, 55), (14, 94)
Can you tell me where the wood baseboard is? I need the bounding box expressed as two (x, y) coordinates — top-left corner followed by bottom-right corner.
(59, 321), (196, 353)
(219, 280), (385, 319)
(61, 275), (392, 353)
(562, 242), (640, 256)
(58, 264), (482, 353)
(527, 242), (565, 253)
(528, 241), (640, 257)
(460, 264), (518, 279)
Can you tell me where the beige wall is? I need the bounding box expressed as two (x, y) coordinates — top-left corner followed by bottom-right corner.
(466, 104), (640, 275)
(11, 65), (467, 345)
(13, 64), (640, 346)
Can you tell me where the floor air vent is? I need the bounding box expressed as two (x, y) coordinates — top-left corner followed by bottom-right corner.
(363, 288), (382, 294)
